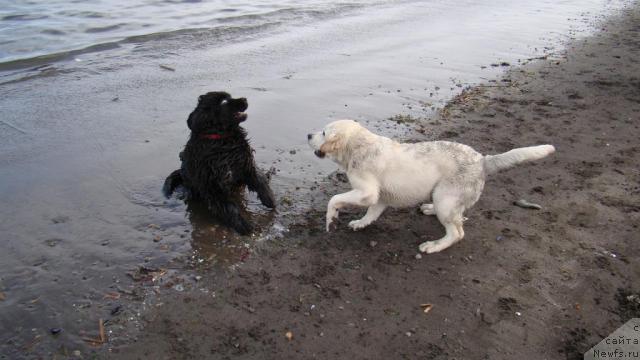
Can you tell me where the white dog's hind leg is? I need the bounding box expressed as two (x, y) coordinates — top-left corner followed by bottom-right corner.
(456, 223), (465, 239)
(419, 203), (435, 215)
(419, 193), (465, 253)
(419, 221), (462, 253)
(349, 203), (386, 230)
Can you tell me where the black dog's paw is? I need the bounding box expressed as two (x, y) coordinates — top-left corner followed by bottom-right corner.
(214, 200), (254, 235)
(162, 169), (183, 198)
(233, 217), (253, 235)
(250, 172), (276, 209)
(161, 179), (173, 199)
(161, 184), (172, 199)
(259, 190), (276, 209)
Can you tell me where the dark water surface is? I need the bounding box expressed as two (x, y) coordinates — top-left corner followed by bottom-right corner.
(0, 0), (632, 356)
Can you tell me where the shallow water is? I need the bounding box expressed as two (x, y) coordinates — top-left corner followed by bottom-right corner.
(0, 0), (380, 64)
(0, 0), (632, 356)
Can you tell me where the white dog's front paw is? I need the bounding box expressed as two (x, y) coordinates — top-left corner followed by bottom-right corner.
(326, 207), (338, 232)
(348, 219), (368, 231)
(326, 218), (333, 232)
(326, 210), (339, 232)
(419, 240), (443, 254)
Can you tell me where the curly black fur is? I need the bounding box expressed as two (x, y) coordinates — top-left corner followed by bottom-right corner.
(163, 91), (275, 234)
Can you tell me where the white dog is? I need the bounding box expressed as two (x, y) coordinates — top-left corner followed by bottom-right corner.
(307, 120), (555, 253)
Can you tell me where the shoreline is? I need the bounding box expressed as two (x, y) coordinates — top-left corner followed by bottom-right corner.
(113, 3), (640, 359)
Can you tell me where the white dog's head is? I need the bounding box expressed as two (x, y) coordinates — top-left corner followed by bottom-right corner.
(307, 119), (371, 165)
(307, 119), (360, 158)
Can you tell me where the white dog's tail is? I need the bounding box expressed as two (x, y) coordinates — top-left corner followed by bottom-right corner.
(483, 145), (555, 175)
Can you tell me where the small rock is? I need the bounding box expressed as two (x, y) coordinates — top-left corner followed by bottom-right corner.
(420, 303), (433, 314)
(369, 241), (378, 248)
(513, 199), (542, 210)
(111, 305), (122, 315)
(405, 331), (412, 337)
(73, 350), (81, 357)
(531, 186), (544, 194)
(174, 284), (184, 292)
(281, 196), (293, 206)
(415, 254), (422, 260)
(50, 328), (62, 335)
(496, 235), (503, 242)
(45, 238), (61, 247)
(335, 172), (348, 183)
(285, 331), (293, 341)
(289, 150), (296, 155)
(153, 235), (162, 242)
(51, 216), (69, 224)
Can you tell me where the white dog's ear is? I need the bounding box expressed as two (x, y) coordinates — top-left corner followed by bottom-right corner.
(319, 133), (344, 154)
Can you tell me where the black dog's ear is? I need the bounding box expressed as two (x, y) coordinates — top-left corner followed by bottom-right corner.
(188, 96), (207, 130)
(187, 110), (200, 131)
(187, 112), (194, 131)
(187, 106), (216, 132)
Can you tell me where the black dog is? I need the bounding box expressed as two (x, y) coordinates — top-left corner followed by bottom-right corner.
(163, 91), (275, 234)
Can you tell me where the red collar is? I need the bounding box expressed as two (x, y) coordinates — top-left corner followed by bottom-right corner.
(200, 133), (229, 140)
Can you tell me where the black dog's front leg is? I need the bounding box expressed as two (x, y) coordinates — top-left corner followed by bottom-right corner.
(247, 170), (275, 209)
(162, 169), (183, 198)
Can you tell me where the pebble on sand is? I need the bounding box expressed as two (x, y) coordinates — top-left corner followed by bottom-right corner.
(513, 199), (542, 210)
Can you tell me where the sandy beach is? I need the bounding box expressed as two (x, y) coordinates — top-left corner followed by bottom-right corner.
(1, 0), (639, 359)
(108, 4), (640, 360)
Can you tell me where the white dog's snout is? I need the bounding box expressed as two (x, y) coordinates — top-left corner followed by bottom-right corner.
(307, 132), (322, 151)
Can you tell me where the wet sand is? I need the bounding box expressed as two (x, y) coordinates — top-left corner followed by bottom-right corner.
(104, 4), (640, 360)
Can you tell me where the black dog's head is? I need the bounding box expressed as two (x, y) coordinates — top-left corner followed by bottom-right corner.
(187, 91), (248, 133)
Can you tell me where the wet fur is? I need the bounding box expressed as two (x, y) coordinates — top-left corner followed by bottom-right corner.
(163, 91), (275, 234)
(308, 120), (555, 253)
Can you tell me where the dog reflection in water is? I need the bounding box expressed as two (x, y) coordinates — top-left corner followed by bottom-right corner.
(185, 198), (274, 264)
